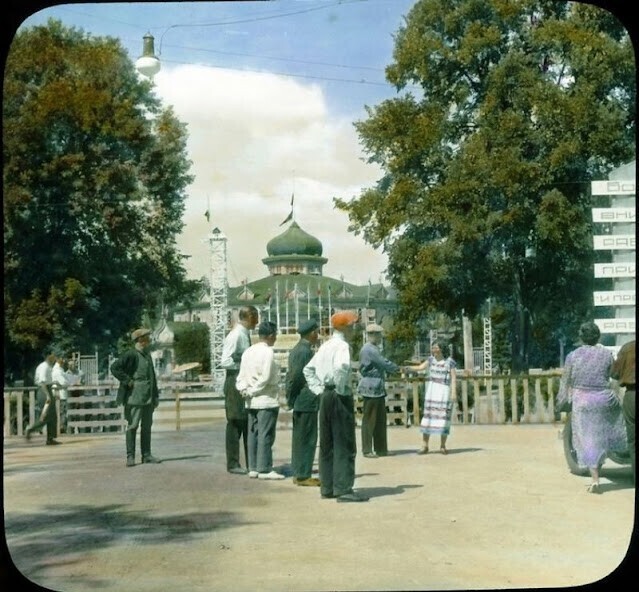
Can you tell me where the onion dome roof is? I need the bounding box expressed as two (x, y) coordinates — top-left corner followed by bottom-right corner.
(266, 221), (323, 257)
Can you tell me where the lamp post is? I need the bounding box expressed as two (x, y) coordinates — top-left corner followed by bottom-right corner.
(135, 33), (161, 78)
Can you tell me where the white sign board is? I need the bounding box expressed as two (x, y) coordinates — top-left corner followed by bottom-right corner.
(593, 235), (636, 250)
(594, 318), (636, 334)
(593, 290), (636, 307)
(591, 180), (636, 196)
(593, 263), (636, 278)
(591, 208), (636, 223)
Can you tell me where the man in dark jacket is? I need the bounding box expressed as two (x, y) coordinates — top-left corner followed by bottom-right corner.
(286, 319), (320, 486)
(111, 328), (161, 467)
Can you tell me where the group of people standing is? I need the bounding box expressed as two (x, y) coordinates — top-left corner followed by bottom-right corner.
(27, 312), (633, 498)
(219, 305), (460, 503)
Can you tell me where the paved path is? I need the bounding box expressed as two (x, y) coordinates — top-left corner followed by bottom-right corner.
(3, 420), (636, 591)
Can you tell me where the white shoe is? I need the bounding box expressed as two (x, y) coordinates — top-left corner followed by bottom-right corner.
(248, 471), (259, 478)
(258, 470), (285, 480)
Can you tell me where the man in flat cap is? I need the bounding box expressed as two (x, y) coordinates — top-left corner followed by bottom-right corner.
(358, 323), (405, 458)
(111, 328), (161, 467)
(286, 318), (321, 486)
(303, 310), (368, 502)
(220, 305), (259, 474)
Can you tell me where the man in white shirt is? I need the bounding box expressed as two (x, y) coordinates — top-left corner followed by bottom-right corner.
(26, 349), (60, 445)
(51, 354), (70, 433)
(220, 305), (259, 474)
(236, 321), (285, 480)
(303, 311), (368, 502)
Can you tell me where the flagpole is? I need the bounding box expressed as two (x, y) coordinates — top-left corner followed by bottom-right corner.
(318, 283), (322, 333)
(285, 279), (289, 333)
(276, 281), (281, 331)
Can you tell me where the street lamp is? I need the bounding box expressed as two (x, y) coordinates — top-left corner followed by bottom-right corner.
(135, 33), (161, 78)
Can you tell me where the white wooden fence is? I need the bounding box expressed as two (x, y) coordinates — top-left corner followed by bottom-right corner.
(4, 372), (568, 438)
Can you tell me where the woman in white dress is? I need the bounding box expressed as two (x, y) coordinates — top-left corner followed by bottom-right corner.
(409, 341), (457, 455)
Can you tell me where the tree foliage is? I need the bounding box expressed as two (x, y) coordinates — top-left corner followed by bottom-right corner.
(335, 0), (635, 371)
(3, 20), (195, 381)
(173, 323), (210, 373)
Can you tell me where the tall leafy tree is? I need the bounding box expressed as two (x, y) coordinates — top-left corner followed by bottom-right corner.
(336, 0), (635, 371)
(3, 20), (194, 381)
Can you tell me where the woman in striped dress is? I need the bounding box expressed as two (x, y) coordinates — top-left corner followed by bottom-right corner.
(409, 341), (457, 455)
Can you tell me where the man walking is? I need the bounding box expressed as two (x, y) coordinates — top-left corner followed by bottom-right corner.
(26, 349), (60, 445)
(111, 328), (161, 467)
(304, 310), (368, 502)
(220, 305), (259, 474)
(236, 321), (285, 480)
(286, 319), (320, 486)
(358, 323), (404, 458)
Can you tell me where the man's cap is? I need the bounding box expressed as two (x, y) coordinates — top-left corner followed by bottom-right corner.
(365, 323), (384, 333)
(131, 328), (152, 342)
(297, 319), (319, 335)
(331, 310), (359, 329)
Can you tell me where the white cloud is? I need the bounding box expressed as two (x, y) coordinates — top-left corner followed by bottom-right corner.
(154, 64), (388, 286)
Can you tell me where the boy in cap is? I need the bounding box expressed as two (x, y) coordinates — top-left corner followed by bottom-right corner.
(111, 328), (161, 467)
(236, 321), (284, 480)
(358, 323), (405, 458)
(286, 318), (321, 486)
(303, 311), (368, 502)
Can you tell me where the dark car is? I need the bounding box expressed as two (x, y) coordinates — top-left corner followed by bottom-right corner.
(562, 412), (631, 475)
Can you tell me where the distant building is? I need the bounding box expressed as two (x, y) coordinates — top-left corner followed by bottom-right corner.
(158, 220), (398, 378)
(174, 220), (398, 333)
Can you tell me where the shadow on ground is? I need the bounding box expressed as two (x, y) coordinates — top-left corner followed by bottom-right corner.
(356, 483), (423, 499)
(5, 504), (258, 582)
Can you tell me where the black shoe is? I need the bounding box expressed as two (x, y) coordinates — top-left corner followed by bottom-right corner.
(321, 493), (336, 499)
(25, 427), (33, 441)
(126, 457), (135, 467)
(46, 439), (61, 445)
(141, 455), (162, 464)
(228, 467), (248, 475)
(336, 492), (369, 503)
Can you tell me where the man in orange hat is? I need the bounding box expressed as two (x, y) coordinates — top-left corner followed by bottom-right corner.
(303, 310), (368, 502)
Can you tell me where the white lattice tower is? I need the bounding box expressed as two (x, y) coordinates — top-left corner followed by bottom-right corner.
(483, 316), (493, 375)
(208, 227), (228, 394)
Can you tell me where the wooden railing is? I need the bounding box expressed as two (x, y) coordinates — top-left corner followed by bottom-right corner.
(4, 372), (568, 438)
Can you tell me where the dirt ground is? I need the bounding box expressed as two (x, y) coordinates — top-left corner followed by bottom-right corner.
(2, 419), (636, 592)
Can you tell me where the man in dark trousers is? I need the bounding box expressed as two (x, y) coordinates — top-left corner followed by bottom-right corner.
(286, 318), (321, 486)
(612, 340), (635, 484)
(304, 310), (368, 503)
(358, 323), (405, 458)
(111, 328), (161, 467)
(26, 348), (60, 445)
(220, 305), (259, 474)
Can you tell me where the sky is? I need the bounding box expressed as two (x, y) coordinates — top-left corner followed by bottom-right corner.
(12, 0), (420, 286)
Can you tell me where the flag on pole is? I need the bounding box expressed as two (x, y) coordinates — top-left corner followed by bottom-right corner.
(279, 193), (295, 226)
